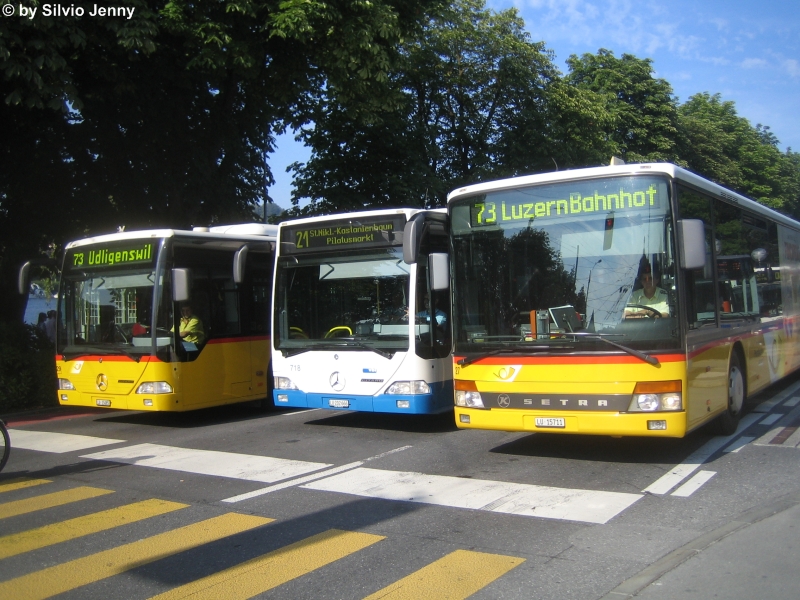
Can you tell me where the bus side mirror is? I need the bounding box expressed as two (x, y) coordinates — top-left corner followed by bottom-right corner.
(429, 253), (449, 291)
(233, 245), (249, 284)
(678, 219), (706, 270)
(18, 261), (31, 296)
(172, 268), (191, 302)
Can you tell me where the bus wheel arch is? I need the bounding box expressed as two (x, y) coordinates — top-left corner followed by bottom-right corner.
(717, 346), (746, 435)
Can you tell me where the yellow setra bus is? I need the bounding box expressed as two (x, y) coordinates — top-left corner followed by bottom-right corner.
(408, 163), (800, 437)
(22, 224), (277, 412)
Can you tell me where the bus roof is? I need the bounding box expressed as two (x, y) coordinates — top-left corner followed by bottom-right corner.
(65, 223), (279, 250)
(275, 207), (435, 229)
(446, 162), (799, 231)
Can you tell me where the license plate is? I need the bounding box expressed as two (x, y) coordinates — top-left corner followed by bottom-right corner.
(329, 399), (350, 408)
(96, 399), (112, 407)
(535, 417), (565, 428)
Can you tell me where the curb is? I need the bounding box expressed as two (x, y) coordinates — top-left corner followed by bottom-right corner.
(599, 489), (800, 599)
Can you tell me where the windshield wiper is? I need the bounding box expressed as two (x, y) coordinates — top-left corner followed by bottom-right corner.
(284, 341), (394, 360)
(457, 345), (552, 367)
(560, 332), (659, 366)
(62, 346), (142, 363)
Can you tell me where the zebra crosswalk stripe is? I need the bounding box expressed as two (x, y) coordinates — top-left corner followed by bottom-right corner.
(148, 529), (385, 600)
(0, 498), (188, 559)
(0, 512), (274, 600)
(363, 549), (525, 600)
(0, 478), (52, 494)
(0, 486), (113, 520)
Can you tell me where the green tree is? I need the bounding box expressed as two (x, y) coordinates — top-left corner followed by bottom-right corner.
(565, 49), (679, 163)
(290, 0), (569, 214)
(0, 0), (441, 323)
(677, 93), (800, 217)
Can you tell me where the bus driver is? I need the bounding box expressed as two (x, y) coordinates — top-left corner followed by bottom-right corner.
(625, 263), (669, 317)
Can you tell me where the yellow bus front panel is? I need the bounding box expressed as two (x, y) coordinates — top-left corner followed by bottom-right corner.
(55, 337), (270, 412)
(454, 354), (692, 438)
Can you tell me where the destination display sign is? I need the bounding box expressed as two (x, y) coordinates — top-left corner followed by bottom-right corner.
(465, 177), (667, 228)
(67, 240), (157, 270)
(282, 215), (406, 254)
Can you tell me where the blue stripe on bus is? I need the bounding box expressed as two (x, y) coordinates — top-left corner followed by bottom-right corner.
(274, 380), (453, 415)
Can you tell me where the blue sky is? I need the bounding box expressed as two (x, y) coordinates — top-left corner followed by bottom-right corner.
(266, 0), (799, 208)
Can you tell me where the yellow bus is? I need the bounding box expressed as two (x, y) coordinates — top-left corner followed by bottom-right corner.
(407, 162), (800, 437)
(21, 224), (277, 411)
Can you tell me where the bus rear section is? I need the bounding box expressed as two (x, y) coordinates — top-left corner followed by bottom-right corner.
(272, 209), (453, 414)
(443, 163), (800, 437)
(50, 225), (276, 412)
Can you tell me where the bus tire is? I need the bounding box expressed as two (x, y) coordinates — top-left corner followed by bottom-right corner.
(259, 362), (275, 410)
(717, 351), (745, 436)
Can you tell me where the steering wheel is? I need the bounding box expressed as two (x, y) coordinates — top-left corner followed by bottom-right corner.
(325, 326), (352, 339)
(625, 304), (662, 319)
(110, 324), (130, 343)
(289, 327), (308, 339)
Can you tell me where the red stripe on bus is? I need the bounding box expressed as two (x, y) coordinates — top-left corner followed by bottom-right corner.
(453, 353), (686, 366)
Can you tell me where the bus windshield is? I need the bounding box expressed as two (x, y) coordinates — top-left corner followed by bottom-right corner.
(275, 247), (412, 355)
(449, 175), (680, 354)
(58, 263), (172, 359)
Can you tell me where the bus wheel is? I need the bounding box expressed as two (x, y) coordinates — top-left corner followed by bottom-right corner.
(717, 351), (745, 435)
(259, 362), (275, 410)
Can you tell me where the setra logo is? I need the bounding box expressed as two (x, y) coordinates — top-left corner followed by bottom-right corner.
(96, 373), (108, 392)
(493, 366), (521, 382)
(497, 394), (511, 408)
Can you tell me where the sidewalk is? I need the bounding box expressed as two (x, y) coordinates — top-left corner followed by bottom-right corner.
(603, 492), (800, 599)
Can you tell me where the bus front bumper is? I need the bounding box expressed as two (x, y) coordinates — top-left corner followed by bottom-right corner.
(274, 385), (453, 414)
(454, 407), (688, 438)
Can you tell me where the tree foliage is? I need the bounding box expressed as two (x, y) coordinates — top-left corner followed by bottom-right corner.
(0, 0), (441, 323)
(565, 49), (679, 163)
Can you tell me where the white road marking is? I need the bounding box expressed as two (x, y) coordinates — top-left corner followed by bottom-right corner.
(643, 412), (761, 495)
(9, 429), (125, 453)
(222, 446), (413, 503)
(723, 436), (754, 453)
(280, 408), (322, 416)
(671, 470), (716, 497)
(81, 443), (331, 483)
(784, 396), (800, 408)
(754, 380), (800, 412)
(302, 468), (642, 524)
(760, 413), (783, 426)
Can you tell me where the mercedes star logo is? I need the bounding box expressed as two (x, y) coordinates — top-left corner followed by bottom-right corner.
(329, 371), (345, 392)
(497, 394), (511, 408)
(96, 373), (108, 391)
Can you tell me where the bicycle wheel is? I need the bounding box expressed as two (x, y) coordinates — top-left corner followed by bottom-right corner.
(0, 421), (9, 473)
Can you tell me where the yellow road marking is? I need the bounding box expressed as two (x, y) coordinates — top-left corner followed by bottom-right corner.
(363, 549), (525, 600)
(0, 478), (52, 494)
(0, 486), (113, 520)
(149, 529), (385, 600)
(0, 512), (274, 600)
(0, 498), (188, 559)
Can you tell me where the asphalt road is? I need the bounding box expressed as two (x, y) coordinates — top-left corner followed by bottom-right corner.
(2, 372), (800, 600)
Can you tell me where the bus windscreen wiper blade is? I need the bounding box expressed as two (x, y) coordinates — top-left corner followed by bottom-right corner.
(62, 347), (141, 363)
(561, 332), (659, 366)
(285, 341), (393, 360)
(457, 345), (551, 367)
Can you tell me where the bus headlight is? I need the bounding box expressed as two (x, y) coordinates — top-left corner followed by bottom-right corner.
(386, 381), (431, 395)
(58, 378), (75, 390)
(628, 381), (682, 412)
(455, 390), (485, 408)
(136, 382), (173, 394)
(274, 376), (298, 390)
(454, 379), (484, 408)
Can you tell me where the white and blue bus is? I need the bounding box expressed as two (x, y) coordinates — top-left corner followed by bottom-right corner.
(271, 209), (453, 414)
